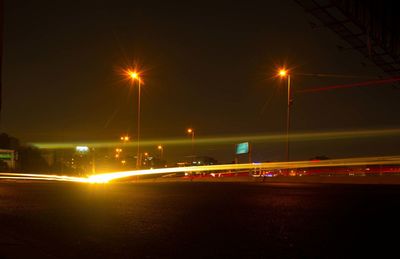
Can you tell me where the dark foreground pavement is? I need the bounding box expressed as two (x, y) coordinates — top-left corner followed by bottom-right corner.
(1, 181), (400, 258)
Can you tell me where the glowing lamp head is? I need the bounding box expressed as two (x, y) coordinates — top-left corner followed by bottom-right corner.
(278, 69), (288, 77)
(157, 145), (162, 150)
(121, 136), (129, 141)
(187, 128), (193, 134)
(125, 68), (140, 82)
(130, 72), (138, 79)
(76, 146), (89, 153)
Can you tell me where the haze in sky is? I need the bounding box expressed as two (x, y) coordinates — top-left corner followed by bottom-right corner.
(2, 0), (399, 162)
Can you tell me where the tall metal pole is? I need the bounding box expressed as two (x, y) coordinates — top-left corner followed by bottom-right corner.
(91, 147), (96, 174)
(137, 79), (141, 168)
(286, 75), (291, 162)
(157, 145), (164, 160)
(191, 131), (195, 156)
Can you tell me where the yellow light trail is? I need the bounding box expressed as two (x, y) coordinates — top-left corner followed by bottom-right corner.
(1, 155), (400, 184)
(30, 128), (400, 149)
(0, 172), (87, 183)
(86, 155), (400, 183)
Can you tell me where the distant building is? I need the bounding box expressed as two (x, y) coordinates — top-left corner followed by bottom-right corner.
(177, 156), (218, 167)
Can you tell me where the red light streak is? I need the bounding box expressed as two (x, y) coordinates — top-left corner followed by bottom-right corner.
(297, 77), (400, 93)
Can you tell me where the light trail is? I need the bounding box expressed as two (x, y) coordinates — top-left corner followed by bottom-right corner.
(293, 72), (378, 79)
(86, 155), (400, 183)
(30, 128), (400, 149)
(0, 172), (87, 183)
(297, 77), (400, 93)
(2, 155), (400, 183)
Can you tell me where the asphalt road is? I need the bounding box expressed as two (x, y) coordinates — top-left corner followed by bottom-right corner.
(1, 181), (400, 258)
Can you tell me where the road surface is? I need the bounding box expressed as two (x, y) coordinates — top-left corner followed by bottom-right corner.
(1, 181), (400, 258)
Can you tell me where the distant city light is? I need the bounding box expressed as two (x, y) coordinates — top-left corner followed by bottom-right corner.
(121, 136), (130, 141)
(76, 146), (89, 152)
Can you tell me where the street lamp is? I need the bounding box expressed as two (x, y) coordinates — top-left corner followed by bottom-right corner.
(278, 68), (291, 162)
(157, 145), (163, 159)
(115, 148), (122, 159)
(126, 69), (142, 168)
(187, 128), (195, 156)
(121, 135), (130, 142)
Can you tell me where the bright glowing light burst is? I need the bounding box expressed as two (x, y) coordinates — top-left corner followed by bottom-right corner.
(278, 69), (288, 77)
(130, 71), (138, 79)
(124, 68), (141, 83)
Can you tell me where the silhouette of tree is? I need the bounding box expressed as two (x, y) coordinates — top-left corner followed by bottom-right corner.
(0, 132), (49, 172)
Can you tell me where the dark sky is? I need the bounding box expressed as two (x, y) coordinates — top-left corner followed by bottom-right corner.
(2, 0), (400, 162)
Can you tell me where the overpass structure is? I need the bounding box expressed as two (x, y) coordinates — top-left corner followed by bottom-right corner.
(295, 0), (400, 78)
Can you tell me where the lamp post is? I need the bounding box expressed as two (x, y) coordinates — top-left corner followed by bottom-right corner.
(91, 147), (96, 174)
(117, 135), (129, 163)
(187, 128), (195, 156)
(126, 70), (142, 168)
(278, 68), (291, 162)
(157, 145), (163, 160)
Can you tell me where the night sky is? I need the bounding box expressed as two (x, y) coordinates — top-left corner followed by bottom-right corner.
(2, 0), (400, 162)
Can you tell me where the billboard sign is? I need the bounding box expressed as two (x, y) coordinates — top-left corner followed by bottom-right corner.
(0, 149), (16, 170)
(236, 142), (249, 155)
